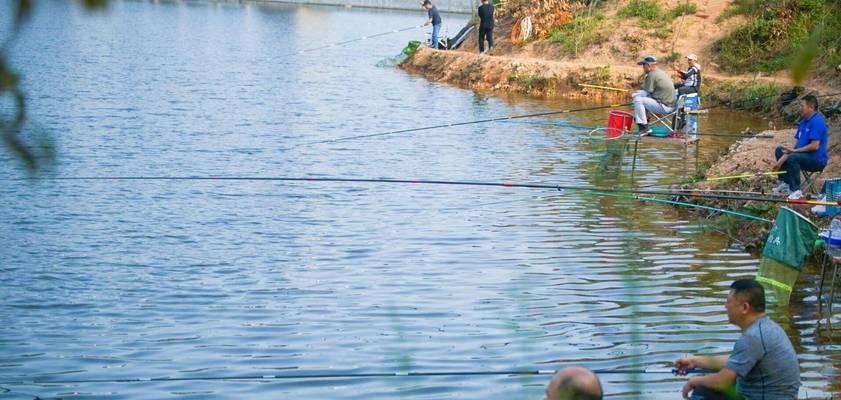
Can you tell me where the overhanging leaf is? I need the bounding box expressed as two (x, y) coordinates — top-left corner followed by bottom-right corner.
(790, 24), (823, 85)
(14, 0), (32, 29)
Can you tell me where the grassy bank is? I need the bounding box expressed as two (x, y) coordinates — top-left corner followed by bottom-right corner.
(714, 0), (841, 75)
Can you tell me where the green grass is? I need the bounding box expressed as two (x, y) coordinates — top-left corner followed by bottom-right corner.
(617, 0), (662, 27)
(667, 2), (698, 19)
(548, 15), (608, 55)
(617, 1), (697, 28)
(713, 0), (841, 75)
(662, 51), (680, 63)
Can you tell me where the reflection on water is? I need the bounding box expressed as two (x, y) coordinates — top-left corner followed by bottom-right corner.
(1, 1), (839, 399)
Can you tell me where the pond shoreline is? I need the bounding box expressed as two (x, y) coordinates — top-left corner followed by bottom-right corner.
(400, 47), (841, 249)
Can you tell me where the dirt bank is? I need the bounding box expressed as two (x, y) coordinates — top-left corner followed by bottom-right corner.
(401, 47), (803, 106)
(682, 120), (841, 249)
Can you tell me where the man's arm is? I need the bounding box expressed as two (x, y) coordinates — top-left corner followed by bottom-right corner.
(783, 139), (820, 154)
(424, 17), (432, 25)
(682, 368), (738, 399)
(674, 355), (729, 371)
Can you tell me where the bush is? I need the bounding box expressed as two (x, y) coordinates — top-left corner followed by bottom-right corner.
(617, 0), (661, 23)
(549, 15), (608, 55)
(713, 0), (841, 74)
(618, 1), (697, 29)
(667, 2), (697, 19)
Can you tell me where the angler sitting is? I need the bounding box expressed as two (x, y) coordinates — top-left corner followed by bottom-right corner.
(546, 367), (603, 400)
(630, 56), (676, 136)
(674, 279), (800, 400)
(771, 94), (829, 200)
(673, 53), (701, 95)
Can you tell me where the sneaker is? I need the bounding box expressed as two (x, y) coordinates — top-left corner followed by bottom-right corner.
(788, 190), (803, 200)
(771, 182), (790, 196)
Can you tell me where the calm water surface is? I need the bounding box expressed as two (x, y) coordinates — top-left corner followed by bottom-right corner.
(1, 1), (840, 399)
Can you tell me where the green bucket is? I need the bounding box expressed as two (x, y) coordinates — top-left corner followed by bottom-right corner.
(402, 40), (421, 57)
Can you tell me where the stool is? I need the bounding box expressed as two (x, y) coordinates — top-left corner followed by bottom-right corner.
(802, 169), (824, 196)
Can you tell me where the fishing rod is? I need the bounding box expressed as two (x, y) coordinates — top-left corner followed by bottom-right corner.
(579, 83), (627, 92)
(633, 170), (786, 190)
(706, 171), (785, 181)
(588, 191), (772, 223)
(278, 25), (423, 57)
(14, 175), (838, 207)
(287, 102), (632, 149)
(0, 368), (714, 385)
(290, 91), (841, 149)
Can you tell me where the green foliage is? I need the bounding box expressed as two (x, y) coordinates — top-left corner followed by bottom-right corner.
(617, 1), (697, 30)
(617, 0), (661, 21)
(662, 51), (680, 63)
(666, 2), (697, 19)
(654, 26), (672, 39)
(713, 0), (841, 75)
(548, 15), (608, 54)
(1, 0), (108, 173)
(617, 0), (661, 26)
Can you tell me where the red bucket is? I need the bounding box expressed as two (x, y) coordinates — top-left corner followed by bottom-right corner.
(606, 110), (633, 139)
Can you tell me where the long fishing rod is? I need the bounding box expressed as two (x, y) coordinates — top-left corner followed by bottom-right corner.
(636, 171), (785, 189)
(0, 368), (713, 385)
(588, 191), (772, 223)
(291, 91), (841, 149)
(279, 25), (423, 57)
(14, 175), (838, 207)
(706, 171), (785, 181)
(288, 102), (632, 148)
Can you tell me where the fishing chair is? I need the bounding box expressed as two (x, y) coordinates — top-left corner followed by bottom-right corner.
(802, 169), (824, 196)
(646, 93), (699, 139)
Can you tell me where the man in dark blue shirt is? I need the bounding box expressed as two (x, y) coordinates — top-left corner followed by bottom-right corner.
(422, 0), (442, 49)
(771, 94), (829, 200)
(477, 0), (494, 53)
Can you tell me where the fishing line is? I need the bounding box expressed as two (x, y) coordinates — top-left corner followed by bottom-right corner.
(286, 102), (632, 149)
(0, 368), (713, 385)
(277, 25), (423, 58)
(11, 176), (836, 207)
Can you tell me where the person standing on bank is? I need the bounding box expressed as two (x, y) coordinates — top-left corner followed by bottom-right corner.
(477, 0), (494, 54)
(422, 0), (443, 49)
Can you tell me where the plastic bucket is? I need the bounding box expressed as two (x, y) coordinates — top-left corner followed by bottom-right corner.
(606, 111), (633, 139)
(819, 230), (841, 257)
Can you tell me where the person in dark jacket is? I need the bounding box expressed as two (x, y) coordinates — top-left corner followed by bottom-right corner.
(477, 0), (494, 53)
(422, 0), (442, 49)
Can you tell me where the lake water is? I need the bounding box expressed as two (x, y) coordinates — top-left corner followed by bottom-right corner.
(1, 1), (839, 399)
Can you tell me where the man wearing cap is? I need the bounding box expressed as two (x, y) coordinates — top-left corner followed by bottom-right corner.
(422, 0), (443, 49)
(631, 55), (676, 135)
(673, 54), (701, 95)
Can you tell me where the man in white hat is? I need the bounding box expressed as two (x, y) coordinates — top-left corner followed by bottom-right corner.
(630, 55), (676, 135)
(673, 54), (701, 95)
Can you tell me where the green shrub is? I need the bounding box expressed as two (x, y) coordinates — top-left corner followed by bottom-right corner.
(667, 2), (698, 19)
(617, 0), (662, 23)
(549, 15), (608, 55)
(713, 0), (841, 74)
(618, 1), (698, 29)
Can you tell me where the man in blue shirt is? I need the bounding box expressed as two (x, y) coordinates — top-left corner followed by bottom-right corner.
(771, 94), (829, 200)
(674, 279), (800, 400)
(422, 0), (443, 49)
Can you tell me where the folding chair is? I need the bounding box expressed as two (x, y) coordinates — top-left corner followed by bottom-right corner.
(646, 93), (700, 142)
(802, 169), (824, 196)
